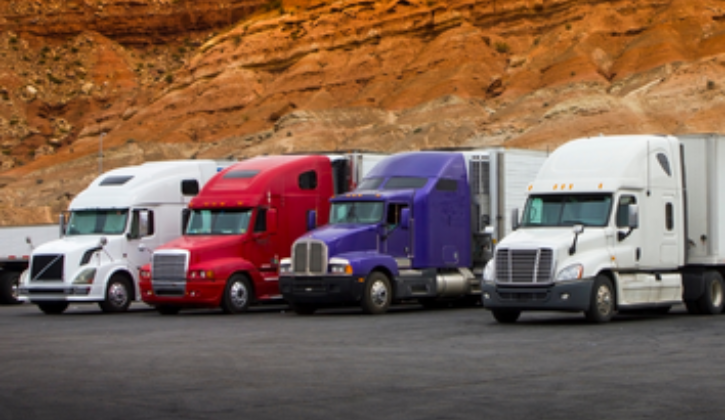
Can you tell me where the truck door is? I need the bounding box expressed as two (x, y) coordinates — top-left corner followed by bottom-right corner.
(126, 209), (156, 274)
(611, 194), (651, 304)
(383, 202), (410, 263)
(249, 208), (280, 298)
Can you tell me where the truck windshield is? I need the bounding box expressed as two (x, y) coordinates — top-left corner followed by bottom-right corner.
(66, 209), (129, 235)
(186, 209), (253, 235)
(522, 194), (613, 227)
(330, 201), (384, 224)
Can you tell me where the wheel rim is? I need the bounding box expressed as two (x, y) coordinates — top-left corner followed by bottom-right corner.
(595, 284), (613, 317)
(230, 280), (248, 309)
(710, 279), (723, 308)
(108, 282), (129, 308)
(370, 280), (389, 307)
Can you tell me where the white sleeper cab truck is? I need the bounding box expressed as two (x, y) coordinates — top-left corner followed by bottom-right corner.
(18, 160), (222, 314)
(482, 134), (725, 323)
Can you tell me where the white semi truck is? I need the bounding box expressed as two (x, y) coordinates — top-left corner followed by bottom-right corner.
(482, 134), (725, 323)
(18, 160), (223, 314)
(0, 224), (61, 304)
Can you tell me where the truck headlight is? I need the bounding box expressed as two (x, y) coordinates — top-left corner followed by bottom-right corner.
(279, 263), (292, 275)
(556, 264), (583, 281)
(73, 267), (96, 284)
(189, 270), (214, 280)
(483, 260), (495, 282)
(329, 258), (352, 275)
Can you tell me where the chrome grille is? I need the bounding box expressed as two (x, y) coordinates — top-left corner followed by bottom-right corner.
(292, 240), (328, 275)
(152, 253), (187, 283)
(293, 243), (308, 272)
(495, 248), (553, 284)
(30, 254), (64, 281)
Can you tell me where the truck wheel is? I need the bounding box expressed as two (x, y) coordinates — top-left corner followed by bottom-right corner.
(157, 305), (181, 315)
(584, 275), (616, 323)
(221, 274), (252, 314)
(0, 271), (21, 305)
(492, 309), (521, 324)
(37, 301), (69, 315)
(361, 271), (392, 315)
(292, 304), (317, 315)
(99, 275), (133, 313)
(697, 271), (724, 315)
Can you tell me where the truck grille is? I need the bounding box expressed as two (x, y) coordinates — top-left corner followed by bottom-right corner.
(152, 253), (187, 282)
(495, 248), (553, 284)
(292, 240), (327, 275)
(30, 254), (64, 281)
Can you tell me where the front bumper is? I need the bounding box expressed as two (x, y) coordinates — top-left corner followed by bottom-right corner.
(139, 279), (223, 307)
(279, 275), (365, 305)
(19, 284), (101, 302)
(482, 278), (595, 312)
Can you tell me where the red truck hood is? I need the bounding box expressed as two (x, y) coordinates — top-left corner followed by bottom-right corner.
(156, 235), (245, 264)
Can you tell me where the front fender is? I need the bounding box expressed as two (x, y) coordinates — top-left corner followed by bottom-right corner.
(337, 252), (399, 278)
(191, 257), (257, 282)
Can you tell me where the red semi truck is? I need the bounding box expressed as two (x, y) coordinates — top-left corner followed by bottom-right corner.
(138, 153), (384, 314)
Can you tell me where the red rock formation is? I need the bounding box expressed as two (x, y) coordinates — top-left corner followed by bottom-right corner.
(1, 0), (725, 225)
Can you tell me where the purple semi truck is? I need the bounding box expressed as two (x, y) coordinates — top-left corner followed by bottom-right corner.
(279, 149), (547, 314)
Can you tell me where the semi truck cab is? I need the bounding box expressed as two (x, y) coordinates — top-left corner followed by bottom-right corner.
(482, 134), (724, 323)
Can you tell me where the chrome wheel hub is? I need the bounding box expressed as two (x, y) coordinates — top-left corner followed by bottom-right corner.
(108, 282), (129, 308)
(370, 280), (388, 307)
(596, 285), (613, 316)
(230, 281), (248, 309)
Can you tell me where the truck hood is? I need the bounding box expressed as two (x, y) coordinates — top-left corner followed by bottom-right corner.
(156, 235), (244, 263)
(497, 227), (611, 278)
(302, 224), (378, 255)
(32, 235), (124, 257)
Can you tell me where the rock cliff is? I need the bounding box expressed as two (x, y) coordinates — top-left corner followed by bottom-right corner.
(1, 0), (725, 225)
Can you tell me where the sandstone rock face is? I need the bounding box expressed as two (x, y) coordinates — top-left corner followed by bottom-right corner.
(1, 0), (725, 225)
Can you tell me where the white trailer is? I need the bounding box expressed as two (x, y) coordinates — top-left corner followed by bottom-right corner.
(482, 133), (725, 323)
(0, 224), (60, 304)
(18, 160), (223, 314)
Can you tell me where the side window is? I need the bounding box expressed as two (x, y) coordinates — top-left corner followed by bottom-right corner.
(130, 210), (155, 238)
(386, 203), (408, 226)
(254, 208), (267, 232)
(665, 203), (674, 231)
(616, 195), (636, 228)
(299, 171), (318, 190)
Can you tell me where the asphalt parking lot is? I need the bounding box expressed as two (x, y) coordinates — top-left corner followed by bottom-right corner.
(1, 302), (724, 420)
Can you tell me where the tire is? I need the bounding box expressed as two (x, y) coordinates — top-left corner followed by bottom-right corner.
(292, 303), (317, 315)
(492, 309), (521, 324)
(157, 305), (181, 315)
(38, 301), (69, 315)
(696, 271), (724, 315)
(0, 271), (21, 305)
(584, 275), (616, 323)
(99, 274), (133, 313)
(221, 274), (252, 314)
(361, 271), (392, 315)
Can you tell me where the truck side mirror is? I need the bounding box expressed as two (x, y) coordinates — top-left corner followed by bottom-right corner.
(511, 208), (520, 231)
(59, 212), (67, 237)
(267, 209), (278, 234)
(306, 210), (317, 231)
(400, 208), (410, 230)
(628, 204), (639, 229)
